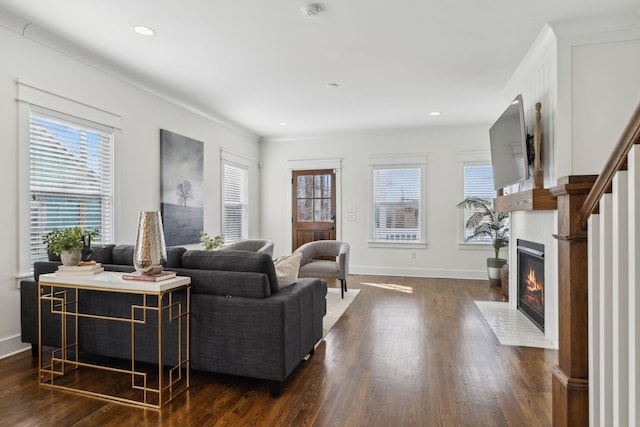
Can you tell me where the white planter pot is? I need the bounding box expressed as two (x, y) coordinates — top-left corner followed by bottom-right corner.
(60, 250), (82, 266)
(487, 258), (507, 286)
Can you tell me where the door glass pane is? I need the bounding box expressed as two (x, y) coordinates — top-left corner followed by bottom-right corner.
(297, 199), (313, 221)
(313, 175), (321, 198)
(313, 174), (332, 198)
(314, 199), (332, 221)
(297, 175), (313, 198)
(322, 175), (332, 197)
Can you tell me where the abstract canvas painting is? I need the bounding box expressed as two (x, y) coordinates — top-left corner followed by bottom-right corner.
(160, 129), (204, 246)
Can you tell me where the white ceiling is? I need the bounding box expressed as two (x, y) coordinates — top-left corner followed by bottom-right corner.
(1, 0), (639, 138)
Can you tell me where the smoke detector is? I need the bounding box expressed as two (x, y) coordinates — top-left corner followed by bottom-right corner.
(301, 3), (324, 18)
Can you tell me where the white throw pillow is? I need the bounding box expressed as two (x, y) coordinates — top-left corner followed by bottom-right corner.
(274, 252), (303, 288)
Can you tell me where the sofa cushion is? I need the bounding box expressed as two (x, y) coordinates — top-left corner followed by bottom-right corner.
(219, 239), (275, 257)
(91, 244), (116, 264)
(299, 260), (340, 277)
(174, 269), (271, 298)
(166, 246), (186, 268)
(34, 261), (61, 281)
(48, 244), (119, 263)
(274, 252), (302, 288)
(181, 250), (279, 294)
(112, 244), (134, 265)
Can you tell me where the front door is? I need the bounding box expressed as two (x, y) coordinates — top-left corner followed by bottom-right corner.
(292, 169), (336, 251)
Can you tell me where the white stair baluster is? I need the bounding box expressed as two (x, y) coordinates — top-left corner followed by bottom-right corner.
(588, 213), (601, 427)
(628, 145), (640, 426)
(612, 171), (629, 427)
(599, 193), (614, 427)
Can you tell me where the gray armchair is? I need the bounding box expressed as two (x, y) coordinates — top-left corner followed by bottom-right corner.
(294, 240), (350, 298)
(219, 239), (274, 257)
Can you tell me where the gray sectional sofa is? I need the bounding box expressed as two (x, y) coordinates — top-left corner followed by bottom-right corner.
(20, 244), (327, 396)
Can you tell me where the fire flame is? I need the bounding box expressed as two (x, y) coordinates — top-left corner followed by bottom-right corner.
(526, 268), (542, 292)
(525, 268), (544, 305)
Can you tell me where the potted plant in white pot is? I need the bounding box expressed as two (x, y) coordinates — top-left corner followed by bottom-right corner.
(42, 227), (97, 266)
(457, 197), (509, 286)
(199, 231), (224, 251)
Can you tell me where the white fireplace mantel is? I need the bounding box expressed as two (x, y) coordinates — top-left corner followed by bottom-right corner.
(508, 210), (558, 347)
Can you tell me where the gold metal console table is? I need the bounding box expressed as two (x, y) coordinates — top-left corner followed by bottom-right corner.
(38, 271), (191, 409)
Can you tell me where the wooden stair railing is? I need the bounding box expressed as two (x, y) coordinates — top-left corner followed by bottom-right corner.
(552, 100), (640, 427)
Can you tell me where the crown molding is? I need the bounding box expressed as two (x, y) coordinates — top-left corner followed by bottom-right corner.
(549, 6), (640, 40)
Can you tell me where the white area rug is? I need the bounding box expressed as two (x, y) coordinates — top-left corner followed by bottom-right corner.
(474, 301), (556, 349)
(323, 288), (360, 337)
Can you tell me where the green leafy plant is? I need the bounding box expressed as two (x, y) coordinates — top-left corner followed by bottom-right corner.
(200, 232), (224, 251)
(457, 197), (509, 259)
(43, 227), (100, 255)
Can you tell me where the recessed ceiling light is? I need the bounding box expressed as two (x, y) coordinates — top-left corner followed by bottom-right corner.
(429, 111), (441, 116)
(279, 122), (288, 126)
(326, 83), (339, 88)
(134, 26), (156, 36)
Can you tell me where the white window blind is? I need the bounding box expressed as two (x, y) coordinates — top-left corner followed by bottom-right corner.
(463, 164), (495, 241)
(222, 161), (248, 243)
(30, 107), (113, 264)
(372, 166), (421, 242)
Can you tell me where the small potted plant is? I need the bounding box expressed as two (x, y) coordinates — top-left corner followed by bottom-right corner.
(457, 197), (509, 286)
(43, 227), (98, 266)
(200, 232), (224, 251)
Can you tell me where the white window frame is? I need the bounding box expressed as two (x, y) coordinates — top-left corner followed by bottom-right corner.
(221, 150), (249, 244)
(457, 151), (496, 247)
(17, 81), (120, 278)
(368, 154), (427, 248)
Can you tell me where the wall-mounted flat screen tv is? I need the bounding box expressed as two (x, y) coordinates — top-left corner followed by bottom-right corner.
(489, 94), (529, 191)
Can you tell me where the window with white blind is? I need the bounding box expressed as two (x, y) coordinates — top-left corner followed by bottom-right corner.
(462, 163), (496, 242)
(222, 154), (249, 243)
(29, 106), (114, 265)
(369, 154), (426, 245)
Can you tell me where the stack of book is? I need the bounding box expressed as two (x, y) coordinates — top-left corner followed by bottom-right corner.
(121, 271), (177, 282)
(56, 261), (104, 275)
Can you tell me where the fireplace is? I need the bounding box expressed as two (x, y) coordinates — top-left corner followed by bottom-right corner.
(517, 239), (545, 332)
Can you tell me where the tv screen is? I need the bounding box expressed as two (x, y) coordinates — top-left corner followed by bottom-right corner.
(489, 94), (529, 191)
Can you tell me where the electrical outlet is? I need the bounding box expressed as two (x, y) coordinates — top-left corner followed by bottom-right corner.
(410, 251), (416, 259)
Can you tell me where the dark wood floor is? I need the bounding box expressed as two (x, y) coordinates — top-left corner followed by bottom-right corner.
(0, 275), (556, 426)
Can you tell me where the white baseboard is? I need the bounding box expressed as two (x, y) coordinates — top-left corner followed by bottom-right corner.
(350, 265), (487, 280)
(0, 334), (30, 360)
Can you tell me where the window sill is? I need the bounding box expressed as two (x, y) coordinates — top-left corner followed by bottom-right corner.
(368, 241), (427, 249)
(457, 242), (493, 250)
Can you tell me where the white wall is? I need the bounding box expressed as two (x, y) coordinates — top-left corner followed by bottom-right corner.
(502, 15), (640, 191)
(0, 22), (260, 358)
(571, 38), (640, 175)
(501, 25), (560, 346)
(502, 25), (558, 194)
(553, 12), (640, 178)
(500, 11), (640, 348)
(260, 125), (496, 279)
